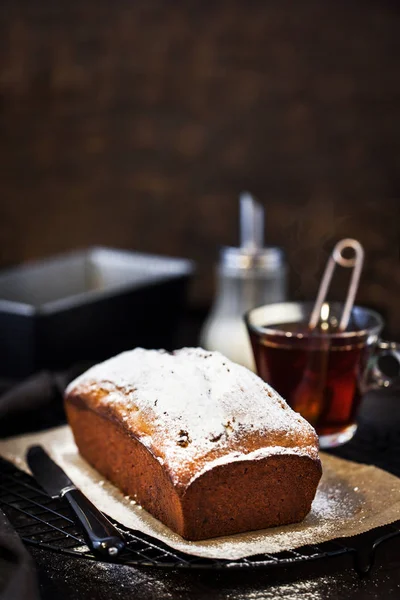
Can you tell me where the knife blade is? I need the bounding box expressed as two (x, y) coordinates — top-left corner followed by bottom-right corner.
(27, 445), (126, 558)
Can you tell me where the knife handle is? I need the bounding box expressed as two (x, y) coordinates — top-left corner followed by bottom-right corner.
(63, 488), (126, 558)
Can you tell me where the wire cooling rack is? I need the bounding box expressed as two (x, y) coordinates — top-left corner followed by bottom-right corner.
(0, 456), (399, 573)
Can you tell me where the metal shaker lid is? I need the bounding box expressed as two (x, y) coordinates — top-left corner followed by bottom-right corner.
(219, 246), (285, 274)
(218, 192), (286, 276)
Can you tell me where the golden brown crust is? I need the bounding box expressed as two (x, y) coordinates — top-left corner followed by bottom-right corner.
(65, 399), (185, 534)
(65, 394), (322, 540)
(66, 348), (321, 492)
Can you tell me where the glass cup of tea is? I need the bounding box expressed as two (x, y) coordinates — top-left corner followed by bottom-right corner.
(245, 301), (400, 448)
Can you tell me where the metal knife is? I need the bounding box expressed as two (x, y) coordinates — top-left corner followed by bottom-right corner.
(27, 445), (126, 558)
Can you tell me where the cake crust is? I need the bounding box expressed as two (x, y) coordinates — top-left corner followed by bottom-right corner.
(65, 348), (322, 540)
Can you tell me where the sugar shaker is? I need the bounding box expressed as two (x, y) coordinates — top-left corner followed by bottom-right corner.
(200, 193), (287, 370)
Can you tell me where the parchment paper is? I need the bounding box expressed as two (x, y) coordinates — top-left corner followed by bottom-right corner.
(1, 426), (399, 560)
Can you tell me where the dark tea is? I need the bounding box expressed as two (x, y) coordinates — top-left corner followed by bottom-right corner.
(249, 321), (372, 440)
(244, 302), (388, 447)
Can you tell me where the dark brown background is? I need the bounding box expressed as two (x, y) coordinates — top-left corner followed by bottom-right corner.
(0, 0), (399, 335)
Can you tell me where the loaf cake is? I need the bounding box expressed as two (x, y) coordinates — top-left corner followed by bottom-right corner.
(65, 348), (322, 540)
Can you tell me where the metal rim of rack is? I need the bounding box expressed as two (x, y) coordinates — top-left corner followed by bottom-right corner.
(0, 457), (398, 575)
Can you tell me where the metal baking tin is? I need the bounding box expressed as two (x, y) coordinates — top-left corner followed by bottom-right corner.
(0, 247), (194, 378)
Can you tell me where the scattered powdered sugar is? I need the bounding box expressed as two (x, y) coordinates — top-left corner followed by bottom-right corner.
(2, 427), (400, 560)
(67, 347), (318, 485)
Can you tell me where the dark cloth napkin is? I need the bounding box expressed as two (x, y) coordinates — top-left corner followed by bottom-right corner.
(0, 363), (92, 439)
(0, 365), (91, 600)
(0, 511), (40, 600)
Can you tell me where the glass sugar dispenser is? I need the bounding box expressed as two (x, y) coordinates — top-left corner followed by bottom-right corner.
(200, 192), (287, 371)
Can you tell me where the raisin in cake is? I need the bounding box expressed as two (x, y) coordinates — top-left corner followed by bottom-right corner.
(65, 348), (322, 540)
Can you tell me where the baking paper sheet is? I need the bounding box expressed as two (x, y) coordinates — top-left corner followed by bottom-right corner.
(1, 426), (399, 560)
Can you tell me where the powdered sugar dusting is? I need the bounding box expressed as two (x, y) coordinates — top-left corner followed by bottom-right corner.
(67, 347), (318, 486)
(2, 427), (400, 561)
(188, 444), (320, 486)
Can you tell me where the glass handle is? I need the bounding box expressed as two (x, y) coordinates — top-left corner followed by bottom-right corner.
(369, 341), (400, 389)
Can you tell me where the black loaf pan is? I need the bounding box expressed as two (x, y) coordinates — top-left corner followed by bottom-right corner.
(0, 247), (195, 378)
